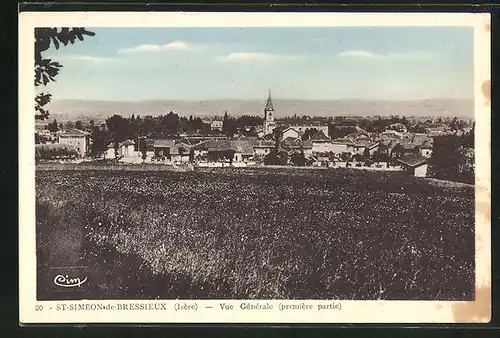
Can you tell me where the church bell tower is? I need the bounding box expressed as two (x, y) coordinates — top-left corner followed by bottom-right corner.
(263, 89), (276, 135)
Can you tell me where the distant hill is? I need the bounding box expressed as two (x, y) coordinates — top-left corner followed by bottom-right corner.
(45, 98), (474, 122)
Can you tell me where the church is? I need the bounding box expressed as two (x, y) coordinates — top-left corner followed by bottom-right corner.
(262, 90), (329, 138)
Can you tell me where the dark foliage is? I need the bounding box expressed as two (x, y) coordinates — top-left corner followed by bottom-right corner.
(427, 133), (474, 185)
(34, 28), (95, 120)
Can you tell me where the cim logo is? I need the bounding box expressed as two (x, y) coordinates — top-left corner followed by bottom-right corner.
(53, 274), (88, 288)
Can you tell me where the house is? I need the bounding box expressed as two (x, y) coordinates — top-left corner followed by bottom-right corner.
(280, 136), (303, 152)
(192, 140), (210, 159)
(282, 127), (300, 139)
(302, 140), (313, 157)
(58, 128), (90, 158)
(397, 154), (428, 177)
(332, 136), (378, 155)
(105, 139), (137, 159)
(233, 140), (255, 162)
(170, 142), (193, 163)
(153, 139), (175, 160)
(378, 139), (400, 157)
(211, 120), (223, 131)
(330, 139), (351, 154)
(254, 140), (276, 157)
(310, 132), (333, 153)
(206, 140), (236, 162)
(120, 139), (136, 157)
(105, 143), (115, 159)
(410, 134), (433, 158)
(386, 123), (408, 133)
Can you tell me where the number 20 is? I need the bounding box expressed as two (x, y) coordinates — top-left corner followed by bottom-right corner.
(35, 305), (43, 311)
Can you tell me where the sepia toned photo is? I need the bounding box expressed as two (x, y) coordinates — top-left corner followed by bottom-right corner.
(19, 12), (491, 324)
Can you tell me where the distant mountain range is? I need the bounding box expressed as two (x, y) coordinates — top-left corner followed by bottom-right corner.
(45, 98), (474, 121)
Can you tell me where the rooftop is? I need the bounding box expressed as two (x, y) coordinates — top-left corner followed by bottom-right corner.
(59, 128), (89, 137)
(397, 154), (428, 167)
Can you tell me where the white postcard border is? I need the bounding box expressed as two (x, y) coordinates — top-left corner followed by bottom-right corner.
(19, 12), (491, 324)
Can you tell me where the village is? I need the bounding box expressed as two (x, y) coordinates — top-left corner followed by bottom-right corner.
(35, 91), (474, 178)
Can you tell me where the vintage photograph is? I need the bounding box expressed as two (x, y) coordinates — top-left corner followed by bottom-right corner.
(19, 12), (491, 323)
(33, 24), (477, 301)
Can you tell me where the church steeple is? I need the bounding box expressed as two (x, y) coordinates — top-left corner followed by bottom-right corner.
(265, 89), (274, 111)
(263, 89), (276, 135)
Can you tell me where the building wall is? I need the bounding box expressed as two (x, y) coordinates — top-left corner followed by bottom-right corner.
(254, 148), (272, 156)
(282, 129), (299, 139)
(414, 164), (428, 177)
(59, 136), (87, 157)
(123, 144), (135, 156)
(211, 121), (223, 131)
(420, 148), (433, 158)
(330, 143), (348, 154)
(263, 121), (277, 135)
(105, 148), (115, 159)
(233, 152), (242, 162)
(368, 144), (379, 155)
(312, 142), (333, 153)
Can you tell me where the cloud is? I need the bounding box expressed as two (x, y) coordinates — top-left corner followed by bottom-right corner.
(217, 52), (299, 62)
(337, 50), (380, 59)
(66, 55), (119, 62)
(118, 41), (200, 54)
(337, 50), (437, 61)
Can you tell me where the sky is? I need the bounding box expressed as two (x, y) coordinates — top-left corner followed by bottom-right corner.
(42, 27), (474, 101)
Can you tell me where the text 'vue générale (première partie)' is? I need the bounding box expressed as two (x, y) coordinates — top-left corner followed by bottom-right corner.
(49, 301), (343, 312)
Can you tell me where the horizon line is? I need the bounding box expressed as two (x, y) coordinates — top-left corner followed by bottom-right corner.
(50, 97), (475, 103)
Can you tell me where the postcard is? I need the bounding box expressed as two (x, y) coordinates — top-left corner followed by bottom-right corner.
(19, 11), (491, 324)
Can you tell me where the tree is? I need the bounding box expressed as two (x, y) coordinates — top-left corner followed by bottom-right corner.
(113, 139), (120, 162)
(272, 127), (284, 149)
(75, 120), (84, 130)
(427, 134), (474, 184)
(139, 137), (148, 163)
(264, 149), (288, 165)
(301, 128), (319, 141)
(222, 111), (237, 137)
(178, 147), (185, 162)
(363, 147), (371, 160)
(372, 149), (388, 163)
(47, 119), (58, 133)
(35, 28), (95, 120)
(89, 127), (109, 158)
(340, 152), (352, 162)
(291, 148), (306, 166)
